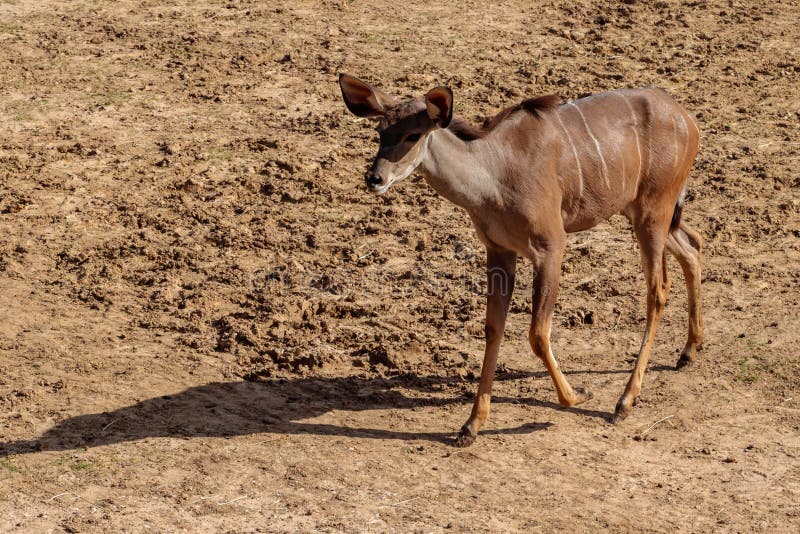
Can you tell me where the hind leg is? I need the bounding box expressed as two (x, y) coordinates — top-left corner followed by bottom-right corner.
(666, 221), (704, 368)
(613, 220), (670, 423)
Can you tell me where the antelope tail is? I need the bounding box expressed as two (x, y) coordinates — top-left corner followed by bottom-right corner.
(671, 184), (687, 230)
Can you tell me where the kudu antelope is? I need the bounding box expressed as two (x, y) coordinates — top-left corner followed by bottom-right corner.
(339, 74), (703, 447)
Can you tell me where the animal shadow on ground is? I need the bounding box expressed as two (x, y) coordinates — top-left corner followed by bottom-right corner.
(0, 368), (622, 456)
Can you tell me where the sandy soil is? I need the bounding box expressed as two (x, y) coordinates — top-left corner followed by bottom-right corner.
(1, 0), (799, 531)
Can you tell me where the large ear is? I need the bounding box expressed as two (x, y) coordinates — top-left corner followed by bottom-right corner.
(425, 86), (453, 128)
(339, 73), (391, 118)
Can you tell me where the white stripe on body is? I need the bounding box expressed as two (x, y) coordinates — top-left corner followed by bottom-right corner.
(619, 138), (626, 190)
(567, 101), (610, 189)
(618, 94), (643, 186)
(677, 112), (690, 171)
(554, 110), (584, 197)
(690, 114), (700, 136)
(670, 116), (680, 174)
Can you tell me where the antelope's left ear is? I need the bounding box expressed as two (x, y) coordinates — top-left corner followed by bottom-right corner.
(425, 86), (453, 128)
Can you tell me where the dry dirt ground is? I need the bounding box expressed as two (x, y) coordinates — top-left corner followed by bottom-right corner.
(1, 0), (799, 531)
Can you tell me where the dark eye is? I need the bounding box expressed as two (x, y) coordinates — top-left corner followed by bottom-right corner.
(406, 133), (421, 143)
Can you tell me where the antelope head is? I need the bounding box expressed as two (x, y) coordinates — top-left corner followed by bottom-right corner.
(338, 73), (453, 194)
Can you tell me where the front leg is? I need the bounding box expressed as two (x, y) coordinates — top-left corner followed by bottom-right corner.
(455, 247), (517, 447)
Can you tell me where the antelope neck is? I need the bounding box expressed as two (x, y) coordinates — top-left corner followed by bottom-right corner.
(420, 126), (502, 210)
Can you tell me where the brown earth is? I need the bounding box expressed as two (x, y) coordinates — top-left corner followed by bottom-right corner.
(1, 0), (799, 531)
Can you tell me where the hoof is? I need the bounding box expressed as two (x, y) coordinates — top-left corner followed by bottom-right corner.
(454, 426), (476, 448)
(612, 397), (633, 424)
(610, 409), (629, 425)
(573, 386), (594, 405)
(676, 353), (694, 370)
(559, 386), (594, 407)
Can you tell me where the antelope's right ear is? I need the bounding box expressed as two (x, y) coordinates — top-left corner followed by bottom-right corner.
(339, 74), (389, 118)
(425, 86), (453, 128)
